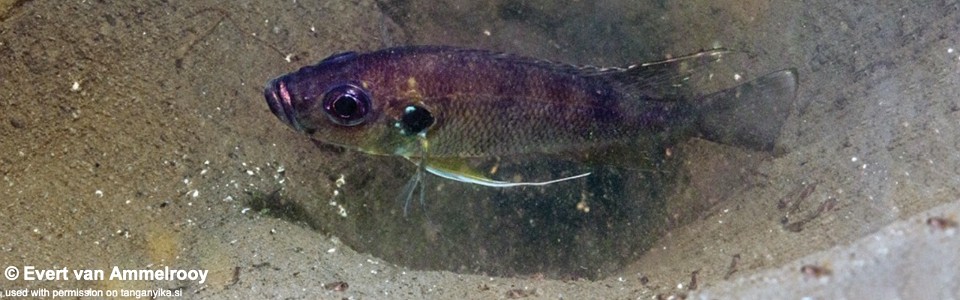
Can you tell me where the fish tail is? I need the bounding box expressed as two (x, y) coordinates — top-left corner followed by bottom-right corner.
(692, 69), (798, 152)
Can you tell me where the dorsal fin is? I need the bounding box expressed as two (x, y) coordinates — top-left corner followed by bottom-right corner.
(479, 47), (733, 101)
(374, 46), (732, 101)
(600, 49), (731, 101)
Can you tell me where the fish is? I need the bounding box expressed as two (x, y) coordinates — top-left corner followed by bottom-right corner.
(263, 45), (798, 207)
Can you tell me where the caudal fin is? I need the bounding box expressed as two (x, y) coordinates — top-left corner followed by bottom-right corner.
(694, 69), (798, 152)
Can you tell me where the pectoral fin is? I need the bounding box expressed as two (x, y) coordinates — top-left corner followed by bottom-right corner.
(420, 157), (591, 187)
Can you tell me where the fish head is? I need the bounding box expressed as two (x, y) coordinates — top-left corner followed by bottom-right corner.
(263, 51), (420, 156)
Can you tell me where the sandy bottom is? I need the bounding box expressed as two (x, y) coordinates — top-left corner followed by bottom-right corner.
(1, 0), (958, 298)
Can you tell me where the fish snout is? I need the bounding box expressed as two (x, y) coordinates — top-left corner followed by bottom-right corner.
(263, 77), (304, 132)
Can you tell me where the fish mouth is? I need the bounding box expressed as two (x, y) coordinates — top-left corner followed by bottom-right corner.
(264, 77), (303, 132)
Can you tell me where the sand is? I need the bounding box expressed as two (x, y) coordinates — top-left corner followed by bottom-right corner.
(1, 0), (958, 298)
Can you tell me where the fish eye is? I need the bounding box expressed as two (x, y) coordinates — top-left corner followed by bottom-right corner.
(321, 84), (371, 126)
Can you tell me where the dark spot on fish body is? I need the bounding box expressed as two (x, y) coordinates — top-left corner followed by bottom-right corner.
(399, 105), (434, 135)
(546, 76), (623, 140)
(636, 103), (673, 130)
(587, 89), (624, 125)
(646, 99), (697, 140)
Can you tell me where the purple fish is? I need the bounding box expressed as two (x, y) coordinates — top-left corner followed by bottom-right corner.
(264, 46), (797, 191)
